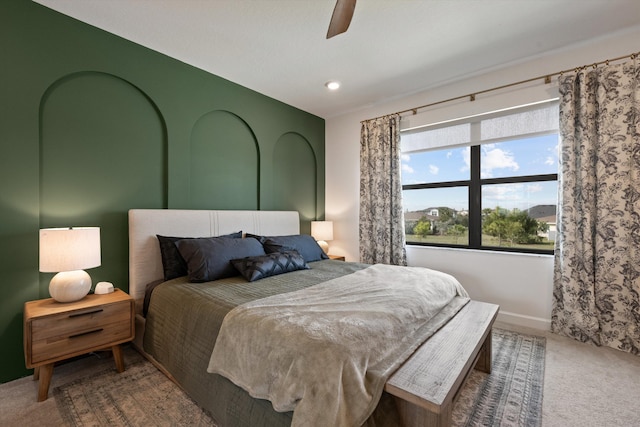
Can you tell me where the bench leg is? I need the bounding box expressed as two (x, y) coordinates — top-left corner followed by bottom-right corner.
(394, 397), (452, 427)
(475, 329), (492, 374)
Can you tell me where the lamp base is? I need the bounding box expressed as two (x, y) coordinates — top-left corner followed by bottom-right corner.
(317, 240), (329, 254)
(49, 270), (92, 303)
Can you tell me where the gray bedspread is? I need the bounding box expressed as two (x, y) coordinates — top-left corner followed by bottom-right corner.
(143, 260), (468, 427)
(208, 264), (469, 427)
(144, 260), (369, 427)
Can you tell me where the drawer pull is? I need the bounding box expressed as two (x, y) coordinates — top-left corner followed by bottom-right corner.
(69, 328), (103, 339)
(69, 308), (104, 318)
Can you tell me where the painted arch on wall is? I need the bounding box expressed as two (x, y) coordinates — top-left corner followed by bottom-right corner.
(39, 71), (167, 292)
(272, 132), (317, 231)
(189, 110), (259, 210)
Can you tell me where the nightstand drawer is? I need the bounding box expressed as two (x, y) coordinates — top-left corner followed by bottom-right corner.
(31, 300), (130, 340)
(29, 301), (131, 364)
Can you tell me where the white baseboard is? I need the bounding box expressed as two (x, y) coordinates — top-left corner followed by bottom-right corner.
(497, 310), (551, 331)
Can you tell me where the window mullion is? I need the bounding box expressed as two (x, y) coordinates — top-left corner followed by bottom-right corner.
(469, 123), (482, 248)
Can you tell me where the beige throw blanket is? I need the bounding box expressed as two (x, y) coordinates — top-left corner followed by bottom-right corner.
(207, 264), (469, 427)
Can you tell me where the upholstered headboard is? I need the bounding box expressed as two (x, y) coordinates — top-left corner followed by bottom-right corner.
(128, 209), (300, 312)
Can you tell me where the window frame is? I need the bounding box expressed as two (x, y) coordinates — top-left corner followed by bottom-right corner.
(401, 104), (559, 255)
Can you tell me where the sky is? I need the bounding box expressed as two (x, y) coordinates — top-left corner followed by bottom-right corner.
(401, 134), (559, 212)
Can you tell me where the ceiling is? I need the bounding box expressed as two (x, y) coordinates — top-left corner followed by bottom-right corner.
(34, 1), (640, 119)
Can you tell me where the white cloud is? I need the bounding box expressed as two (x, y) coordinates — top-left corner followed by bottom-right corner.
(401, 154), (414, 174)
(481, 146), (519, 178)
(402, 163), (414, 174)
(544, 156), (555, 166)
(482, 185), (530, 210)
(446, 151), (453, 158)
(483, 184), (521, 201)
(429, 164), (439, 175)
(527, 183), (543, 193)
(483, 182), (554, 211)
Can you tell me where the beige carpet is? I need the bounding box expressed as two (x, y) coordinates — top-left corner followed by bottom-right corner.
(502, 321), (640, 427)
(2, 322), (639, 426)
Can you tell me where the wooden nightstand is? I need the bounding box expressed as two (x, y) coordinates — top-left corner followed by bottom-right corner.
(328, 254), (346, 261)
(23, 289), (134, 401)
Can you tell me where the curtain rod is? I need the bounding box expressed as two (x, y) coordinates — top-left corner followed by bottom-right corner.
(361, 51), (638, 124)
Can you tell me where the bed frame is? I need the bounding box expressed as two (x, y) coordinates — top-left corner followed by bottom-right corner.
(128, 209), (498, 427)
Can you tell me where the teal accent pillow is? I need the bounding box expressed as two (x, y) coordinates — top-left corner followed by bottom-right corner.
(232, 250), (309, 282)
(175, 235), (264, 282)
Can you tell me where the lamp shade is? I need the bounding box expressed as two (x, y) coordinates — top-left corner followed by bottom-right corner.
(311, 221), (333, 241)
(39, 227), (101, 273)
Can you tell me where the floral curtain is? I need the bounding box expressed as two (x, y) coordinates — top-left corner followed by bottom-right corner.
(359, 114), (407, 266)
(552, 57), (640, 355)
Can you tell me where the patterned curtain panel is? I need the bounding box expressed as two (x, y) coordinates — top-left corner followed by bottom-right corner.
(359, 115), (407, 266)
(552, 58), (640, 355)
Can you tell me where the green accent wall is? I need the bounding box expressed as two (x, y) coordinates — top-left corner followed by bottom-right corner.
(0, 0), (325, 383)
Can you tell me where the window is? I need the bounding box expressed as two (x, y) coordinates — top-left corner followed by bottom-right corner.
(401, 101), (558, 254)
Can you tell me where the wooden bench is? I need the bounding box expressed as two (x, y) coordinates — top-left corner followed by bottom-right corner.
(385, 300), (499, 427)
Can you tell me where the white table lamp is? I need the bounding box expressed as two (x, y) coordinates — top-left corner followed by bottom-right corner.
(311, 221), (333, 254)
(39, 227), (101, 303)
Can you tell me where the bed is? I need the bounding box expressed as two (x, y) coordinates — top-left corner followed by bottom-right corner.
(128, 209), (498, 427)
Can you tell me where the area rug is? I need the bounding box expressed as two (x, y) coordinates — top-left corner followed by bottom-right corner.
(54, 328), (544, 427)
(452, 328), (546, 427)
(54, 359), (217, 427)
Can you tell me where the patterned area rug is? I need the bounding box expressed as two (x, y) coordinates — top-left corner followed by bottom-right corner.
(54, 328), (544, 427)
(54, 359), (216, 427)
(453, 328), (546, 427)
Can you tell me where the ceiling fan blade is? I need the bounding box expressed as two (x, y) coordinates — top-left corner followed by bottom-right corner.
(326, 0), (357, 39)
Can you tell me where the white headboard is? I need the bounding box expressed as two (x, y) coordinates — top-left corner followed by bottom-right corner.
(128, 209), (300, 312)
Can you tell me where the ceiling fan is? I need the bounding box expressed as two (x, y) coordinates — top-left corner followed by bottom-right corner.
(326, 0), (357, 39)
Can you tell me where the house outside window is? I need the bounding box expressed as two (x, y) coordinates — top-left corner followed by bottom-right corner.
(400, 101), (559, 254)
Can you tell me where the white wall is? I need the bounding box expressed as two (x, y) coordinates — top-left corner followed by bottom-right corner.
(325, 26), (640, 330)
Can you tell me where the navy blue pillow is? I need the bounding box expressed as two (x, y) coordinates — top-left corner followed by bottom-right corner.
(175, 236), (265, 282)
(232, 250), (309, 282)
(258, 234), (329, 263)
(157, 232), (242, 281)
(245, 233), (267, 244)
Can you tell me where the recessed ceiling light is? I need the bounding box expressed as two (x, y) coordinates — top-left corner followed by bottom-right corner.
(325, 81), (340, 91)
